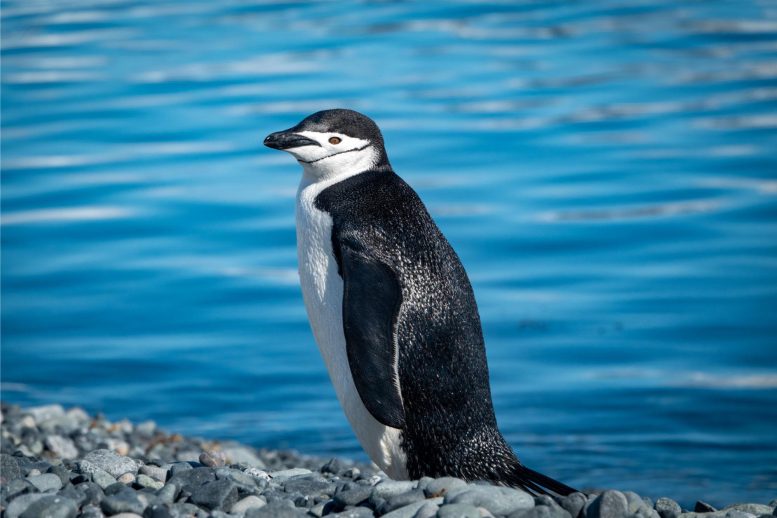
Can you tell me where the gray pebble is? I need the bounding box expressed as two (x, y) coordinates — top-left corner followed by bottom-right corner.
(445, 485), (534, 516)
(269, 468), (312, 482)
(283, 476), (334, 496)
(372, 480), (417, 500)
(413, 501), (441, 518)
(245, 499), (307, 517)
(1, 453), (22, 481)
(4, 478), (34, 500)
(244, 467), (271, 483)
(81, 450), (138, 478)
(424, 477), (467, 498)
(189, 478), (239, 511)
(26, 405), (65, 424)
(100, 489), (145, 515)
(585, 490), (628, 518)
(5, 494), (48, 518)
(381, 489), (426, 513)
(656, 497), (682, 518)
(139, 465), (169, 482)
(510, 504), (572, 518)
(222, 447), (266, 468)
(330, 507), (375, 518)
(382, 498), (444, 518)
(79, 505), (105, 518)
(334, 483), (373, 507)
(26, 473), (62, 492)
(725, 505), (775, 516)
(44, 435), (78, 460)
(109, 514), (143, 518)
(624, 491), (659, 518)
(199, 450), (226, 468)
(19, 495), (77, 518)
(696, 502), (718, 513)
(137, 474), (164, 490)
(438, 503), (482, 518)
(231, 495), (266, 513)
(91, 468), (118, 489)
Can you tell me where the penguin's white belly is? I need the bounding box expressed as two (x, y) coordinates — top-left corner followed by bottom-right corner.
(295, 177), (408, 479)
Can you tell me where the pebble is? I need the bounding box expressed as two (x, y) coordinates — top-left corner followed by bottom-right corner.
(80, 449), (138, 478)
(231, 495), (267, 513)
(27, 473), (63, 492)
(2, 403), (773, 518)
(44, 435), (79, 459)
(586, 490), (629, 518)
(696, 502), (719, 513)
(444, 485), (534, 516)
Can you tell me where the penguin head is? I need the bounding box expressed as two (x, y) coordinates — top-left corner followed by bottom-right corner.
(264, 109), (391, 180)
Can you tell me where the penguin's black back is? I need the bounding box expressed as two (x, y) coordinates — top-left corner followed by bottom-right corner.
(315, 169), (522, 482)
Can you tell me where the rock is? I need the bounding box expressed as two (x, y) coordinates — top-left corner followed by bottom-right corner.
(283, 476), (334, 496)
(411, 501), (440, 518)
(231, 495), (267, 513)
(321, 458), (341, 474)
(5, 494), (48, 518)
(45, 435), (79, 459)
(137, 474), (164, 490)
(624, 491), (659, 518)
(380, 498), (443, 518)
(166, 466), (215, 493)
(81, 450), (138, 478)
(26, 405), (65, 423)
(380, 489), (426, 513)
(244, 467), (271, 483)
(1, 453), (22, 482)
(423, 477), (467, 498)
(199, 451), (226, 468)
(439, 503), (482, 518)
(91, 468), (118, 489)
(19, 495), (77, 518)
(245, 499), (306, 517)
(724, 512), (756, 518)
(334, 483), (373, 507)
(4, 478), (34, 500)
(118, 473), (136, 484)
(696, 502), (718, 513)
(79, 505), (105, 518)
(26, 473), (63, 492)
(372, 480), (417, 500)
(445, 485), (534, 516)
(189, 479), (239, 511)
(269, 468), (311, 482)
(74, 481), (105, 507)
(656, 498), (682, 518)
(330, 507), (374, 518)
(101, 488), (146, 515)
(222, 446), (265, 468)
(510, 505), (572, 518)
(585, 491), (629, 518)
(725, 505), (774, 516)
(110, 514), (143, 518)
(139, 465), (169, 483)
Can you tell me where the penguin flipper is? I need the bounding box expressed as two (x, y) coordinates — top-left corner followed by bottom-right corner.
(340, 243), (406, 429)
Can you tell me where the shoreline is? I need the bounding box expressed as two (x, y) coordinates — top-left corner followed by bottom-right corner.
(1, 403), (774, 518)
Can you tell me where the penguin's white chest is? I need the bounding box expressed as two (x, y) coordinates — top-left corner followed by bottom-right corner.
(295, 175), (407, 479)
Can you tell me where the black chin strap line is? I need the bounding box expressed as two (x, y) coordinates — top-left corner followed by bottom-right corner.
(298, 143), (372, 164)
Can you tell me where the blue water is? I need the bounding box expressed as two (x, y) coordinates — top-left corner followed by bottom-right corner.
(2, 0), (777, 506)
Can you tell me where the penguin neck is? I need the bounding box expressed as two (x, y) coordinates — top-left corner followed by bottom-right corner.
(299, 149), (392, 188)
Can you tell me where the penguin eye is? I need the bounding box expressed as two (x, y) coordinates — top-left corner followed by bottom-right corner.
(328, 136), (342, 145)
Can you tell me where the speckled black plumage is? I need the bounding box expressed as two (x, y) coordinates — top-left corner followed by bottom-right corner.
(315, 168), (574, 495)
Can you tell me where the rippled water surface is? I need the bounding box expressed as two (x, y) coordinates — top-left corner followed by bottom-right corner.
(3, 0), (777, 506)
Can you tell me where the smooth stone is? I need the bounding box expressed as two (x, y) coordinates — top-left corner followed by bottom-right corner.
(166, 467), (216, 493)
(19, 495), (77, 518)
(154, 484), (178, 505)
(91, 468), (118, 489)
(725, 506), (774, 516)
(101, 490), (145, 515)
(139, 465), (169, 483)
(110, 514), (143, 518)
(26, 473), (62, 492)
(74, 481), (105, 507)
(585, 491), (628, 518)
(510, 504), (572, 518)
(656, 498), (682, 518)
(222, 447), (265, 468)
(81, 450), (138, 478)
(283, 477), (334, 496)
(382, 498), (444, 518)
(445, 485), (534, 516)
(439, 503), (482, 518)
(231, 495), (267, 513)
(189, 479), (239, 511)
(412, 501), (440, 518)
(5, 494), (47, 518)
(330, 507), (375, 518)
(79, 505), (105, 518)
(47, 464), (70, 486)
(244, 467), (271, 483)
(334, 484), (373, 507)
(381, 489), (426, 513)
(118, 473), (136, 484)
(624, 491), (659, 518)
(199, 451), (226, 468)
(137, 474), (164, 490)
(724, 512), (756, 518)
(696, 502), (718, 513)
(1, 453), (22, 481)
(44, 435), (79, 460)
(144, 503), (173, 518)
(269, 468), (311, 482)
(321, 458), (341, 474)
(372, 480), (418, 500)
(4, 479), (34, 500)
(424, 477), (468, 498)
(245, 500), (307, 517)
(26, 405), (65, 423)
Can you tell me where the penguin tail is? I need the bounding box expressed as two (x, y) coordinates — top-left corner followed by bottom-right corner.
(511, 464), (578, 496)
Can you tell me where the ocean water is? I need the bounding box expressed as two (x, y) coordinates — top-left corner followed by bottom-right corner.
(2, 0), (776, 506)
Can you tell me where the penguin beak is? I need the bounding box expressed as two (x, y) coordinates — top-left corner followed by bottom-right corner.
(263, 131), (321, 150)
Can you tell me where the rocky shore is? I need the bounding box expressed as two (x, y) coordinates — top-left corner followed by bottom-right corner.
(1, 403), (774, 518)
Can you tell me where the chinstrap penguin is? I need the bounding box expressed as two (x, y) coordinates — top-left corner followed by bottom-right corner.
(264, 109), (576, 495)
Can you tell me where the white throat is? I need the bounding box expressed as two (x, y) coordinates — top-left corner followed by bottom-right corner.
(282, 130), (380, 183)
